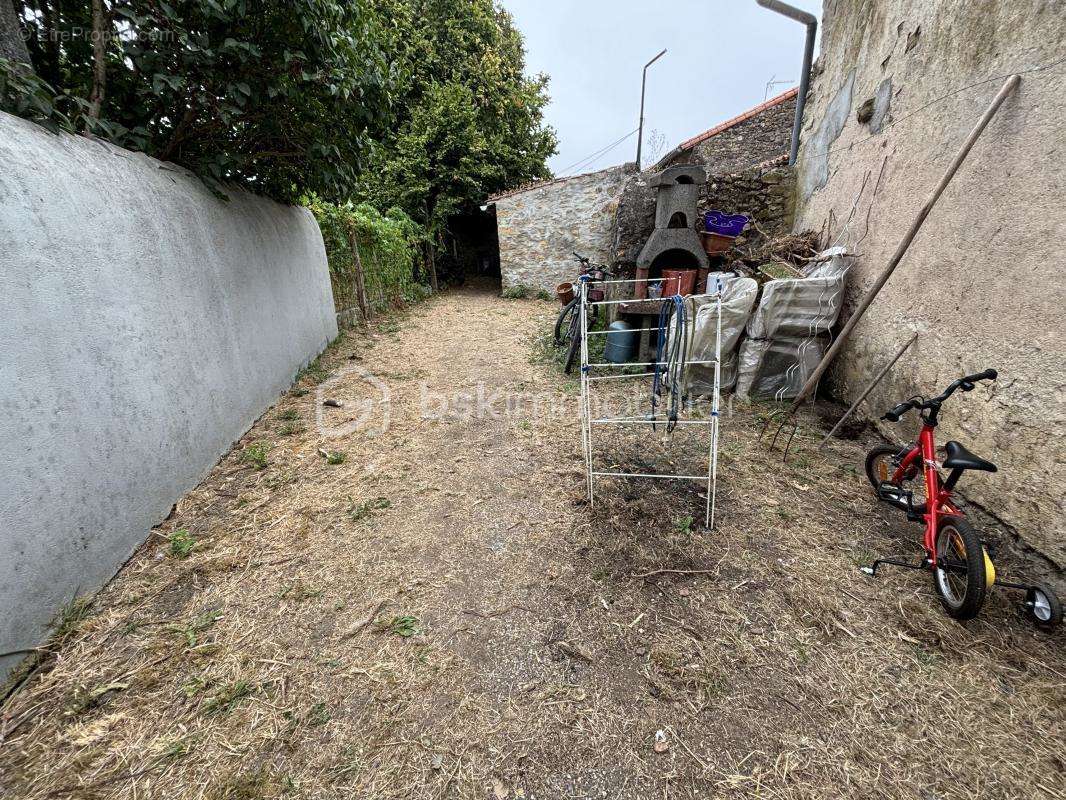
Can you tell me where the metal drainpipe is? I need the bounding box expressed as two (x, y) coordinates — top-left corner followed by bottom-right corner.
(756, 0), (817, 166)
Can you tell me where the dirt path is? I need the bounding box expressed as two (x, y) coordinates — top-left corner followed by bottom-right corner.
(2, 287), (1064, 800)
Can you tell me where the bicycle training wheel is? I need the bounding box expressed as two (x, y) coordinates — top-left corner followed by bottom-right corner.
(932, 517), (987, 621)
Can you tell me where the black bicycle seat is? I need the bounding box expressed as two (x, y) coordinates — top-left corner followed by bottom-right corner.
(943, 441), (997, 473)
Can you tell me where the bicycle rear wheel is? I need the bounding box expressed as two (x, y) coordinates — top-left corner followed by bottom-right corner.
(932, 517), (987, 621)
(865, 445), (926, 511)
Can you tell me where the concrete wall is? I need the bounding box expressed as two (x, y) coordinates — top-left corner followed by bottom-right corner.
(493, 163), (634, 292)
(793, 0), (1066, 563)
(0, 112), (338, 677)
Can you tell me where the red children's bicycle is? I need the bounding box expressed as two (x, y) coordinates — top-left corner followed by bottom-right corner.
(862, 369), (1061, 627)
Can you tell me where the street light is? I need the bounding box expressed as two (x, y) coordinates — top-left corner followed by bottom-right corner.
(636, 48), (667, 171)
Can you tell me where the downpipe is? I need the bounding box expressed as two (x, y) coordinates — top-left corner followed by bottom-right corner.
(756, 0), (818, 166)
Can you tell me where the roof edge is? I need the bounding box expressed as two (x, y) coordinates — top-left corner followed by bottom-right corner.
(487, 161), (635, 203)
(648, 87), (798, 173)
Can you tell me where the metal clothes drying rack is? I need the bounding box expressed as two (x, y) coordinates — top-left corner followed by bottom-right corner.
(578, 276), (723, 528)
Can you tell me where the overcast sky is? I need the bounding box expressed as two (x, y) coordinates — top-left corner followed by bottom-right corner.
(500, 0), (822, 176)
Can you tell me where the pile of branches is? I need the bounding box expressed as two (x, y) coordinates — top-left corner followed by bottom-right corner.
(733, 229), (823, 280)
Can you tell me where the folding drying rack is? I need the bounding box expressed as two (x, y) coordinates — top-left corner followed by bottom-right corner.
(578, 276), (723, 528)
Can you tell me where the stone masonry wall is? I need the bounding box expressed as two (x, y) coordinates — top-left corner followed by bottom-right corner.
(677, 94), (796, 174)
(494, 163), (634, 292)
(613, 165), (795, 273)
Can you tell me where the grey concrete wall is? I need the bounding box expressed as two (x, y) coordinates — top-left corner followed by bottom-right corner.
(0, 111), (338, 677)
(494, 163), (634, 292)
(793, 0), (1066, 563)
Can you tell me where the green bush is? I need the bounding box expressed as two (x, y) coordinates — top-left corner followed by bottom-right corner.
(307, 198), (430, 322)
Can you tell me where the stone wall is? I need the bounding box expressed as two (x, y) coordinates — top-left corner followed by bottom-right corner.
(793, 0), (1066, 564)
(674, 92), (796, 174)
(493, 163), (634, 291)
(613, 165), (795, 273)
(0, 112), (338, 678)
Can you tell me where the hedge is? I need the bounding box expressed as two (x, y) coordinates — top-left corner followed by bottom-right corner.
(307, 198), (431, 322)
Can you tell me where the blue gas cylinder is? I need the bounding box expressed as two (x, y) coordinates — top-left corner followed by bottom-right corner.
(604, 321), (638, 363)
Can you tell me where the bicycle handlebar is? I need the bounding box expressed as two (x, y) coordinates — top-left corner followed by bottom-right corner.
(573, 252), (590, 265)
(881, 369), (997, 422)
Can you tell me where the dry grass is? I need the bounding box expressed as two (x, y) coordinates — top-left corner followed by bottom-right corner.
(0, 284), (1063, 800)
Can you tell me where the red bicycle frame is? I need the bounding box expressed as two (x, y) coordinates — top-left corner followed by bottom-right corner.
(892, 424), (960, 566)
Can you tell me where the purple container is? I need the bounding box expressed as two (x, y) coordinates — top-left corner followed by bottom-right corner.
(704, 210), (749, 237)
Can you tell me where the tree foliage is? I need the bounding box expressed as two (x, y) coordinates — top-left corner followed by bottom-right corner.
(2, 0), (556, 288)
(6, 0), (392, 201)
(360, 0), (557, 233)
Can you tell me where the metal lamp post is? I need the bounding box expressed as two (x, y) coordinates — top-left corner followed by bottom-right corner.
(636, 48), (667, 171)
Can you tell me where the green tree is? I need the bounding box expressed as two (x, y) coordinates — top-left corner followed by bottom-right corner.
(360, 0), (557, 280)
(4, 0), (393, 202)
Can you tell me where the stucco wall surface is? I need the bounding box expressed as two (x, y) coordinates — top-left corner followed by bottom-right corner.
(793, 0), (1066, 563)
(495, 163), (633, 291)
(0, 112), (338, 677)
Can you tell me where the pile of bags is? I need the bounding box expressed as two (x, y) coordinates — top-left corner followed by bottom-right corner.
(680, 247), (851, 401)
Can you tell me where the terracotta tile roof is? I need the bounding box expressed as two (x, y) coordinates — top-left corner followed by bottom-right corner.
(676, 87), (798, 151)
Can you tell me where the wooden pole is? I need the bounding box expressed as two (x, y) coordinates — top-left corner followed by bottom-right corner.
(818, 331), (918, 447)
(345, 223), (370, 324)
(783, 74), (1020, 417)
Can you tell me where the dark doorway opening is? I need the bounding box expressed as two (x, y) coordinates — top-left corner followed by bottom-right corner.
(440, 206), (501, 290)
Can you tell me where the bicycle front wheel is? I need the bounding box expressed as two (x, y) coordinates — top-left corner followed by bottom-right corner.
(554, 298), (579, 345)
(564, 311), (581, 374)
(932, 517), (987, 621)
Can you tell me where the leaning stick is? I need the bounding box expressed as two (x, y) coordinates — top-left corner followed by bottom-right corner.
(818, 331), (918, 447)
(783, 74), (1020, 418)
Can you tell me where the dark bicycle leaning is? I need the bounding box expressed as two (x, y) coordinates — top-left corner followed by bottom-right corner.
(554, 253), (608, 374)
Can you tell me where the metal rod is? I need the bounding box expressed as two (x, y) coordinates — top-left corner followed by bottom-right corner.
(590, 418), (717, 426)
(637, 48), (667, 170)
(586, 359), (719, 369)
(592, 471), (709, 481)
(585, 371), (657, 383)
(756, 0), (817, 166)
(818, 332), (918, 447)
(585, 327), (661, 335)
(586, 294), (721, 308)
(781, 74), (1020, 419)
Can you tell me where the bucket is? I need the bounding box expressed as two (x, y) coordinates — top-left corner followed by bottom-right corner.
(604, 321), (639, 363)
(660, 268), (697, 297)
(704, 210), (749, 237)
(556, 282), (575, 305)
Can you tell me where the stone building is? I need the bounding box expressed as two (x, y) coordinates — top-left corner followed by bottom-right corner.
(614, 88), (798, 274)
(489, 163), (634, 293)
(792, 0), (1066, 564)
(490, 89), (797, 292)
